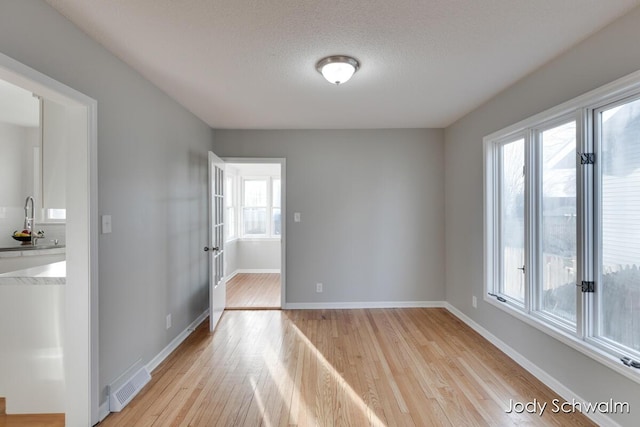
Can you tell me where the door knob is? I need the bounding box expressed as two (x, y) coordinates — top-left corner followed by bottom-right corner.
(203, 246), (220, 252)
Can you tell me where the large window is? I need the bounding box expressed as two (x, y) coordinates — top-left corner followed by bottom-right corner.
(242, 179), (267, 235)
(485, 71), (640, 378)
(241, 176), (280, 238)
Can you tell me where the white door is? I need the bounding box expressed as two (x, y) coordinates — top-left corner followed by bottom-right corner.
(207, 151), (226, 331)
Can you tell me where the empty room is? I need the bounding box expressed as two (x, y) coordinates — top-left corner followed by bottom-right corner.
(1, 1), (640, 426)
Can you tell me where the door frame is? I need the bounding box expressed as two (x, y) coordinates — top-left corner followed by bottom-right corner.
(0, 52), (99, 425)
(223, 157), (286, 308)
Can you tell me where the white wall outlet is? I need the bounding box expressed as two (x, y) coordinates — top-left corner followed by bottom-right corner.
(472, 296), (477, 308)
(316, 282), (323, 293)
(101, 215), (112, 234)
(166, 314), (172, 329)
(294, 212), (301, 222)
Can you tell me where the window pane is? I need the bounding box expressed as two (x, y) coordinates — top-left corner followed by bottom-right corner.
(226, 207), (235, 239)
(225, 177), (233, 208)
(244, 180), (267, 207)
(273, 179), (281, 208)
(46, 208), (66, 220)
(272, 207), (281, 236)
(243, 207), (266, 235)
(500, 139), (525, 302)
(540, 121), (577, 324)
(599, 97), (640, 352)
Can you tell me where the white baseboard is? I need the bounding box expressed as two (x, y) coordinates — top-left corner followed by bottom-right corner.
(226, 270), (239, 281)
(98, 309), (209, 421)
(444, 303), (620, 427)
(146, 309), (209, 373)
(98, 401), (110, 422)
(284, 301), (446, 309)
(235, 268), (281, 274)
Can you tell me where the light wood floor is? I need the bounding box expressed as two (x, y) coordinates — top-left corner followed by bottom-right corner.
(0, 397), (65, 427)
(226, 273), (280, 309)
(0, 414), (64, 427)
(98, 309), (595, 426)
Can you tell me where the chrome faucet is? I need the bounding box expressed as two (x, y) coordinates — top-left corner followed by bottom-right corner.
(23, 196), (34, 232)
(23, 196), (39, 245)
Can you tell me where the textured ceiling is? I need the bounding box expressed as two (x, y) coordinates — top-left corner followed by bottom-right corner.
(46, 0), (640, 129)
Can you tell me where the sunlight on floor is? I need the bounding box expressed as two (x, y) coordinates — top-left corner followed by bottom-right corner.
(253, 320), (388, 426)
(249, 377), (273, 427)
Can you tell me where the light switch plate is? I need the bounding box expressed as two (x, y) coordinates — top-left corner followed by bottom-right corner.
(294, 212), (301, 222)
(102, 215), (112, 234)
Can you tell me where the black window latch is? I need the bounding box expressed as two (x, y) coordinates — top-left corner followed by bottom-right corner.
(621, 357), (640, 369)
(488, 293), (507, 303)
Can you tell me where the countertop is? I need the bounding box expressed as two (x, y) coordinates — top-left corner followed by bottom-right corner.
(0, 261), (66, 285)
(0, 246), (65, 257)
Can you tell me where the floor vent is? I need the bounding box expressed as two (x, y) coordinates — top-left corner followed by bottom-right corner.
(109, 367), (151, 412)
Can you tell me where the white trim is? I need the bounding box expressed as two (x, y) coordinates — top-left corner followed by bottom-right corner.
(238, 237), (281, 242)
(226, 270), (239, 282)
(0, 52), (99, 426)
(483, 67), (640, 386)
(100, 309), (209, 420)
(483, 296), (640, 386)
(223, 157), (286, 310)
(98, 402), (110, 423)
(444, 303), (621, 427)
(146, 309), (209, 373)
(284, 301), (446, 310)
(484, 69), (640, 142)
(235, 268), (281, 274)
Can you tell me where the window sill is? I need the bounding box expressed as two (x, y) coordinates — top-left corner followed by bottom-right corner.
(238, 237), (281, 242)
(483, 295), (640, 386)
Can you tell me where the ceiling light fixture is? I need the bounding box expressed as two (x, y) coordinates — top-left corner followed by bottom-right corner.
(315, 55), (360, 85)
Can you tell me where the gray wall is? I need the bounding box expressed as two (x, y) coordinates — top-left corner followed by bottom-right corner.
(213, 129), (445, 304)
(0, 0), (213, 408)
(235, 240), (281, 271)
(445, 6), (640, 426)
(225, 239), (239, 276)
(225, 240), (281, 276)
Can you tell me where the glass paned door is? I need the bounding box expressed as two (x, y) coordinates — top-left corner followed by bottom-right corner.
(208, 151), (226, 331)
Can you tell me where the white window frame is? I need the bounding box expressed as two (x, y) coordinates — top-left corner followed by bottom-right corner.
(484, 69), (640, 385)
(225, 175), (237, 242)
(271, 177), (281, 237)
(240, 175), (281, 240)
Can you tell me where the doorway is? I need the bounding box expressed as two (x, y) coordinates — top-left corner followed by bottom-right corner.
(0, 53), (98, 425)
(223, 159), (285, 309)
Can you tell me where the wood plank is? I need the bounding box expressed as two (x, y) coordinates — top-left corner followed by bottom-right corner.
(0, 413), (64, 427)
(99, 309), (597, 426)
(226, 273), (280, 309)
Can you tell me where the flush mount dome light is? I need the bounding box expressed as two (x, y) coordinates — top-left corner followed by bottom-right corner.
(315, 55), (360, 85)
